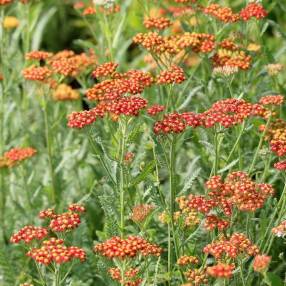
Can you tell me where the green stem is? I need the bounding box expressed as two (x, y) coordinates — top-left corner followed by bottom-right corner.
(248, 115), (272, 175)
(214, 127), (219, 175)
(119, 119), (127, 237)
(43, 94), (57, 205)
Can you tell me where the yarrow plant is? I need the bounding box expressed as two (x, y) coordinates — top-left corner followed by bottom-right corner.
(0, 0), (286, 285)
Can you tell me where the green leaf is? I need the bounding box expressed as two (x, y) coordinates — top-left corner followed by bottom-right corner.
(264, 272), (284, 286)
(129, 161), (156, 187)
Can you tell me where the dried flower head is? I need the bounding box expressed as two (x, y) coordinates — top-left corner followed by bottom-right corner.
(131, 204), (154, 223)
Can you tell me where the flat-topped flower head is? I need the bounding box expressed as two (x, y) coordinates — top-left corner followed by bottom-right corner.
(240, 3), (267, 21)
(253, 255), (271, 273)
(94, 235), (162, 259)
(207, 263), (235, 279)
(259, 95), (284, 106)
(272, 220), (286, 237)
(49, 212), (81, 232)
(10, 225), (48, 244)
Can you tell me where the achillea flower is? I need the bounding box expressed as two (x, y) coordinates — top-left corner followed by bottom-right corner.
(106, 96), (147, 116)
(207, 263), (235, 278)
(39, 208), (57, 219)
(204, 215), (230, 231)
(3, 16), (19, 29)
(271, 140), (286, 157)
(177, 32), (215, 53)
(109, 267), (142, 286)
(240, 3), (267, 21)
(25, 51), (53, 61)
(68, 203), (86, 213)
(53, 84), (80, 101)
(184, 268), (208, 285)
(144, 17), (172, 30)
(266, 64), (284, 76)
(203, 4), (239, 23)
(177, 255), (199, 266)
(259, 95), (284, 106)
(3, 147), (36, 167)
(0, 0), (13, 5)
(49, 212), (81, 232)
(82, 6), (97, 15)
(147, 104), (165, 116)
(253, 255), (271, 273)
(92, 62), (118, 78)
(20, 283), (34, 286)
(272, 220), (286, 237)
(274, 160), (286, 170)
(22, 66), (52, 82)
(27, 238), (86, 265)
(131, 204), (154, 223)
(10, 226), (48, 244)
(94, 236), (162, 259)
(187, 195), (217, 214)
(157, 65), (185, 84)
(67, 109), (97, 129)
(154, 113), (187, 134)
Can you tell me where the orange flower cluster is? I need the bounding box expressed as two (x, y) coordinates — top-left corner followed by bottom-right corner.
(87, 70), (153, 101)
(10, 226), (48, 244)
(206, 171), (274, 212)
(53, 84), (80, 101)
(259, 95), (284, 106)
(272, 220), (286, 237)
(207, 263), (235, 279)
(76, 1), (120, 16)
(92, 62), (119, 78)
(144, 17), (172, 30)
(204, 215), (230, 231)
(213, 39), (252, 70)
(25, 51), (53, 61)
(27, 238), (86, 265)
(23, 49), (96, 82)
(157, 65), (186, 84)
(203, 233), (259, 260)
(94, 236), (162, 259)
(253, 255), (271, 273)
(109, 267), (142, 286)
(240, 3), (267, 21)
(184, 268), (208, 285)
(202, 4), (239, 23)
(177, 255), (199, 266)
(0, 0), (13, 5)
(131, 204), (154, 223)
(175, 196), (200, 228)
(0, 147), (36, 168)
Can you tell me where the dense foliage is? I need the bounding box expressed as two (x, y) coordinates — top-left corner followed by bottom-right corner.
(0, 0), (286, 285)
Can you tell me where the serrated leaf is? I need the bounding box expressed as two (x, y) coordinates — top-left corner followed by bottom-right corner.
(129, 161), (156, 187)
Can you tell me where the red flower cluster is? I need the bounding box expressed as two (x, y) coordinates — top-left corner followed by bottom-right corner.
(274, 160), (286, 171)
(204, 233), (259, 260)
(147, 104), (165, 116)
(203, 4), (239, 23)
(253, 255), (271, 273)
(0, 0), (13, 5)
(207, 263), (235, 279)
(92, 62), (119, 78)
(153, 112), (201, 134)
(94, 236), (162, 259)
(27, 238), (86, 265)
(204, 215), (230, 231)
(259, 95), (284, 106)
(49, 212), (81, 232)
(144, 17), (172, 30)
(67, 109), (97, 129)
(10, 226), (48, 244)
(240, 3), (267, 21)
(39, 203), (85, 232)
(109, 267), (142, 286)
(157, 65), (186, 84)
